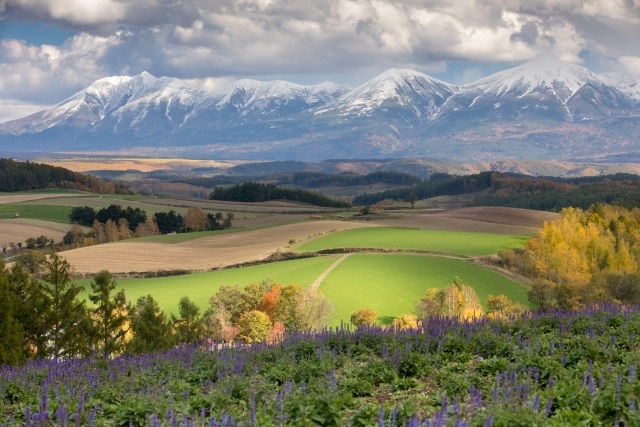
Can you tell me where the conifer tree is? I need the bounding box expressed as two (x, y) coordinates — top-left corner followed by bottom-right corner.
(127, 295), (174, 354)
(171, 296), (205, 345)
(0, 262), (26, 365)
(89, 270), (128, 358)
(42, 253), (93, 360)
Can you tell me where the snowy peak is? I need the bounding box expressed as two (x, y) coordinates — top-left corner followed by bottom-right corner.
(316, 68), (457, 120)
(210, 79), (348, 113)
(467, 57), (598, 103)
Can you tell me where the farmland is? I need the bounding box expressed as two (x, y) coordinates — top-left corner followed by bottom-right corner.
(319, 254), (530, 324)
(0, 188), (544, 325)
(295, 227), (529, 256)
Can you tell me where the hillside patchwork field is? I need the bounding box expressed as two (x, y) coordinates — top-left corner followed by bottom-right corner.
(0, 189), (549, 326)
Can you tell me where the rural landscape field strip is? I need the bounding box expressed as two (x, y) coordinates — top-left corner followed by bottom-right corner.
(296, 226), (529, 256)
(316, 253), (529, 325)
(61, 220), (373, 274)
(77, 255), (341, 315)
(0, 218), (70, 245)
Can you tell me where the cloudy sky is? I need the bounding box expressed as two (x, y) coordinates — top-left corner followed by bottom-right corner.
(0, 0), (639, 122)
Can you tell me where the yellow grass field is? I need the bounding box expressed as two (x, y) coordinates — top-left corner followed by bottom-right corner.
(36, 158), (242, 173)
(60, 220), (372, 274)
(0, 219), (70, 246)
(0, 193), (85, 204)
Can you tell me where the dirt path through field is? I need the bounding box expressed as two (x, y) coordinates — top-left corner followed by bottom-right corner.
(310, 254), (350, 291)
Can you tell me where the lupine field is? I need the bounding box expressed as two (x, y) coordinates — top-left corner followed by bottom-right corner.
(2, 305), (640, 426)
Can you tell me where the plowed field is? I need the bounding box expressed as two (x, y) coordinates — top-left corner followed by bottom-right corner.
(60, 220), (372, 274)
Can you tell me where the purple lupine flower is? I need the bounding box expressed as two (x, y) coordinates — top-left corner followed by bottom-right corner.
(532, 393), (540, 412)
(484, 414), (494, 427)
(545, 397), (553, 417)
(377, 406), (385, 427)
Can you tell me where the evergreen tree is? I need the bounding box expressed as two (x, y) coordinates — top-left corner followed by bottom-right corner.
(7, 263), (50, 357)
(89, 270), (128, 358)
(171, 296), (205, 345)
(42, 253), (93, 360)
(0, 262), (26, 365)
(127, 295), (174, 354)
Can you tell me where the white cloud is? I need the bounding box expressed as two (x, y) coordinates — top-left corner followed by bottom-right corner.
(619, 56), (640, 74)
(0, 99), (48, 123)
(1, 0), (640, 116)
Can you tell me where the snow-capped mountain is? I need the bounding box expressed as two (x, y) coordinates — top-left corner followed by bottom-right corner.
(315, 69), (457, 123)
(436, 57), (637, 125)
(1, 58), (640, 161)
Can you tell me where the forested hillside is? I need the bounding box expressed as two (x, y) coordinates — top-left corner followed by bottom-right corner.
(352, 171), (640, 210)
(0, 158), (133, 194)
(210, 182), (351, 208)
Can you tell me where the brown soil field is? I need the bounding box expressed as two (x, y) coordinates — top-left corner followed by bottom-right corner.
(0, 219), (70, 246)
(60, 220), (373, 274)
(0, 193), (84, 204)
(368, 206), (558, 235)
(143, 197), (333, 213)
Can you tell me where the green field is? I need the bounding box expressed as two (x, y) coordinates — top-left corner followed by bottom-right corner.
(296, 227), (529, 256)
(320, 254), (529, 325)
(76, 253), (528, 326)
(0, 204), (73, 222)
(76, 255), (341, 315)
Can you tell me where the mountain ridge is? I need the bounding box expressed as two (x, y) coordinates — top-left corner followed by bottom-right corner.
(1, 58), (640, 162)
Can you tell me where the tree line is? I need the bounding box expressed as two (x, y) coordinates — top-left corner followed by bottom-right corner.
(0, 158), (133, 194)
(274, 171), (422, 188)
(351, 172), (496, 206)
(63, 205), (234, 248)
(499, 203), (640, 310)
(209, 182), (351, 208)
(0, 254), (332, 365)
(470, 173), (640, 211)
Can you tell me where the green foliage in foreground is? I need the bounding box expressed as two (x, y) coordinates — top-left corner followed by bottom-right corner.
(2, 305), (639, 426)
(296, 227), (529, 256)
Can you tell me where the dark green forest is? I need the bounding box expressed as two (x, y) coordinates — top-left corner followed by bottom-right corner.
(0, 158), (133, 194)
(209, 182), (351, 208)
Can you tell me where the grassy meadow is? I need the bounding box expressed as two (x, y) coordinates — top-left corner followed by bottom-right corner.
(296, 226), (530, 256)
(76, 253), (529, 326)
(77, 255), (341, 315)
(301, 254), (528, 325)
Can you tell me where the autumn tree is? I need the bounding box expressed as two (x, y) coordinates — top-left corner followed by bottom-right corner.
(350, 308), (378, 326)
(486, 294), (526, 320)
(416, 278), (483, 321)
(89, 270), (128, 358)
(184, 207), (207, 232)
(392, 314), (418, 330)
(237, 310), (272, 343)
(62, 224), (86, 248)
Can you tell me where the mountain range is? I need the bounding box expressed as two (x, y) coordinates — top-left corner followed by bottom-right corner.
(1, 57), (640, 162)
